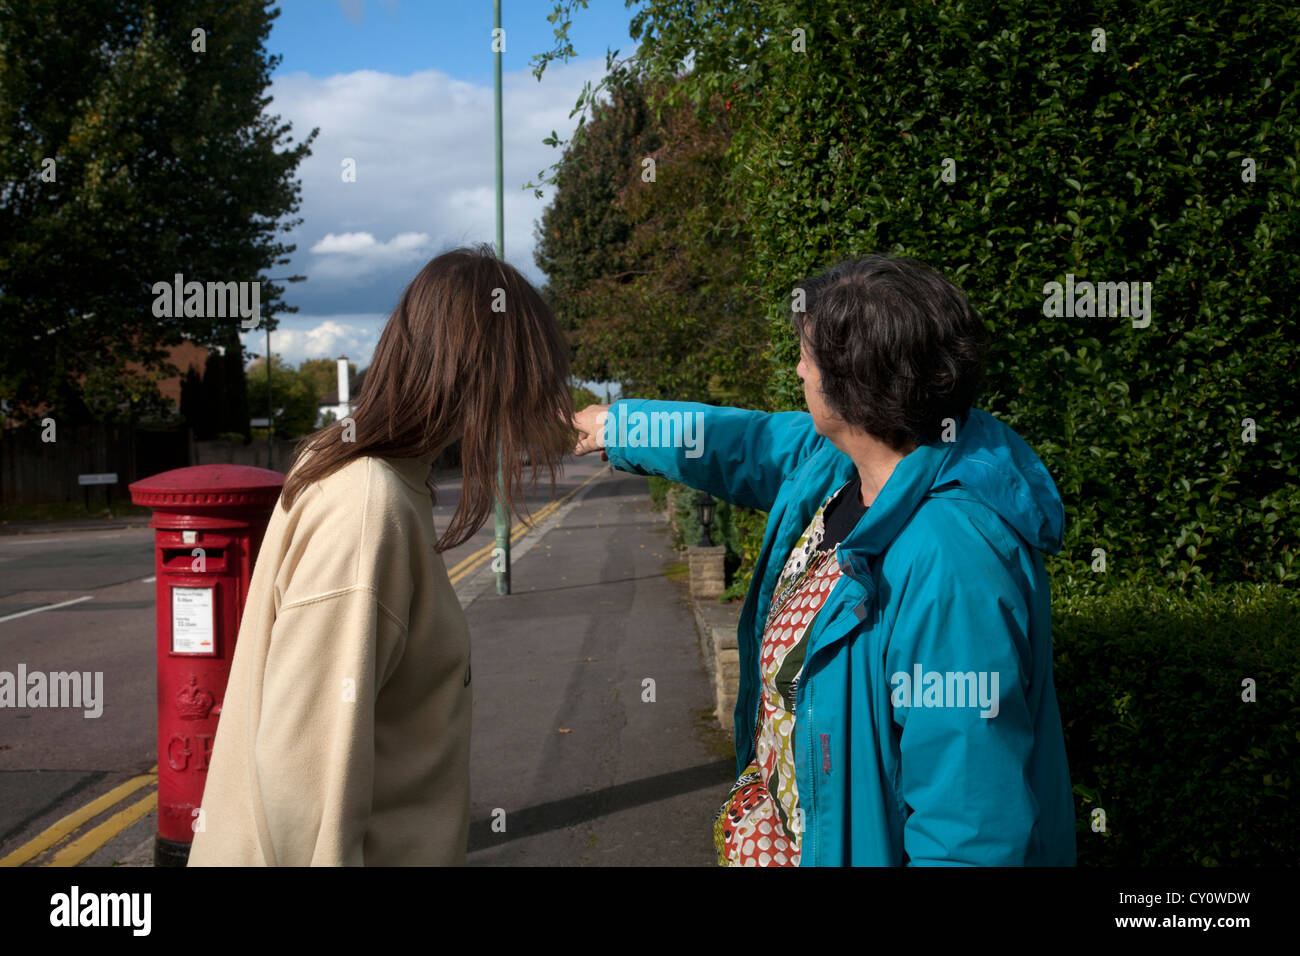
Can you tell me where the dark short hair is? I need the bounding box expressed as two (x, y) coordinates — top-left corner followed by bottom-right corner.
(790, 254), (988, 450)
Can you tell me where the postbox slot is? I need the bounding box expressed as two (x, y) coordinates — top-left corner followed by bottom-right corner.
(162, 547), (228, 572)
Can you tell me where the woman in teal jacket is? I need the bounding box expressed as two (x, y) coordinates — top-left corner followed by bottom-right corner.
(573, 255), (1076, 866)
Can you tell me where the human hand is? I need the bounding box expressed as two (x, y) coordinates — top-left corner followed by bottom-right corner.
(572, 404), (610, 460)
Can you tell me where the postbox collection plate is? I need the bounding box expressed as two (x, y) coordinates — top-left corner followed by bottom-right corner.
(171, 585), (216, 655)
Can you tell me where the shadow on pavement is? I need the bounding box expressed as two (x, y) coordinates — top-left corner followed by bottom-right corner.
(497, 572), (671, 596)
(467, 759), (734, 851)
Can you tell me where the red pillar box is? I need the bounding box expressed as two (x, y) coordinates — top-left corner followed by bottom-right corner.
(129, 465), (284, 866)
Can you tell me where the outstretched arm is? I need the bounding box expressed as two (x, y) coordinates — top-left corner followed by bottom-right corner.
(572, 399), (825, 512)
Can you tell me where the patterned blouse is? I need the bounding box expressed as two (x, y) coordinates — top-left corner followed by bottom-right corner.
(713, 475), (865, 866)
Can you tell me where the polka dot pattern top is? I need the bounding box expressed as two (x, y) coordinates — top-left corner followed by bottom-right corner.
(714, 478), (859, 867)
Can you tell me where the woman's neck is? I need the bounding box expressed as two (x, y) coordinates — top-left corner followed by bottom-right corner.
(833, 430), (915, 508)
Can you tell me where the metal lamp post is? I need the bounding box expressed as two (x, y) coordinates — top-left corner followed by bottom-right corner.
(694, 491), (717, 547)
(492, 0), (510, 595)
(262, 274), (307, 468)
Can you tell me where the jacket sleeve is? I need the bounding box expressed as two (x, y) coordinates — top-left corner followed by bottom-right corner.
(603, 398), (826, 512)
(884, 540), (1040, 866)
(251, 585), (407, 866)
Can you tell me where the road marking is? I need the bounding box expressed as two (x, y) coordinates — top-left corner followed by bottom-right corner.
(0, 595), (93, 624)
(141, 576), (156, 583)
(48, 791), (158, 867)
(0, 768), (157, 867)
(444, 493), (570, 578)
(447, 468), (608, 584)
(449, 490), (573, 585)
(447, 501), (560, 583)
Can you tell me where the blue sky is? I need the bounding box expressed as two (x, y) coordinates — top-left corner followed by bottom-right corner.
(270, 0), (640, 85)
(239, 0), (645, 372)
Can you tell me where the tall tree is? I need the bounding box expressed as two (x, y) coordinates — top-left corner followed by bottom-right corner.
(534, 69), (763, 402)
(246, 355), (319, 441)
(0, 0), (316, 427)
(534, 67), (660, 384)
(299, 357), (357, 403)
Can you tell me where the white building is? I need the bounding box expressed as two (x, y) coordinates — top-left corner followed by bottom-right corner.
(316, 356), (352, 426)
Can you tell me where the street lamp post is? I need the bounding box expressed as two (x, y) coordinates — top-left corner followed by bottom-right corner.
(263, 274), (307, 469)
(493, 0), (510, 596)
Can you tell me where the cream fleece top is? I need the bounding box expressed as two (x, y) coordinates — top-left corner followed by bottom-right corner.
(187, 453), (471, 866)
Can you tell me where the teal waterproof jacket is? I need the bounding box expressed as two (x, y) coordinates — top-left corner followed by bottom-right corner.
(604, 399), (1077, 866)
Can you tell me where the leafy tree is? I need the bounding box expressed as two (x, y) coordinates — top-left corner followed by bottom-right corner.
(180, 365), (207, 435)
(179, 344), (251, 440)
(0, 0), (316, 427)
(553, 0), (1300, 591)
(80, 360), (174, 425)
(535, 69), (765, 403)
(535, 67), (661, 383)
(299, 357), (357, 403)
(571, 384), (600, 409)
(246, 355), (319, 441)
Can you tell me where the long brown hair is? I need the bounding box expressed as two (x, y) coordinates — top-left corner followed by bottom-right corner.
(281, 244), (574, 552)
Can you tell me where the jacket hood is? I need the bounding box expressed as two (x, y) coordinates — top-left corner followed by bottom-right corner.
(829, 407), (1065, 566)
(929, 408), (1065, 554)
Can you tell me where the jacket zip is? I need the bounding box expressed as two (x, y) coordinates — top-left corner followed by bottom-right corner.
(805, 676), (816, 866)
(800, 546), (868, 867)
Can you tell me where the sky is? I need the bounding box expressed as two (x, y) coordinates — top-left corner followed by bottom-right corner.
(237, 0), (644, 375)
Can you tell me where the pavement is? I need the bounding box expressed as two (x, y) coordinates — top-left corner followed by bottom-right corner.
(3, 464), (739, 866)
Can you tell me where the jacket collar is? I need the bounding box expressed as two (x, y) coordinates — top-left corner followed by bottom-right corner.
(811, 408), (1065, 579)
(820, 439), (949, 580)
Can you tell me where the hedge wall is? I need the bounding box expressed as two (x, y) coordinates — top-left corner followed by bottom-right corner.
(631, 0), (1300, 595)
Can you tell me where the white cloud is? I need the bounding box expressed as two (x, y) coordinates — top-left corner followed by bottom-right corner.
(241, 315), (385, 368)
(266, 57), (612, 293)
(308, 230), (432, 279)
(311, 231), (380, 254)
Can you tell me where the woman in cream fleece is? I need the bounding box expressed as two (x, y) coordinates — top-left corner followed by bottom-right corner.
(188, 245), (574, 866)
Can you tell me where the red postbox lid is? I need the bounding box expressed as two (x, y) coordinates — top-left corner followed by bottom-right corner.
(129, 464), (285, 515)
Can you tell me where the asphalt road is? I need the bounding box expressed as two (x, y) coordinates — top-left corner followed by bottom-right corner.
(0, 455), (733, 866)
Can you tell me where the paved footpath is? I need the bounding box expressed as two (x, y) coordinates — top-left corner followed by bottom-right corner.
(16, 464), (736, 867)
(462, 467), (735, 866)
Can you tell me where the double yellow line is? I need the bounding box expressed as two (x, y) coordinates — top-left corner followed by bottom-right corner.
(0, 766), (158, 867)
(445, 465), (607, 585)
(2, 465), (607, 867)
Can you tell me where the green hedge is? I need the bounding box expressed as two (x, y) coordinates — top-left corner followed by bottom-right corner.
(1055, 581), (1298, 865)
(630, 0), (1300, 593)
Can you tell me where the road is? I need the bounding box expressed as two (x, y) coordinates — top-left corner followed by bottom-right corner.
(0, 454), (732, 866)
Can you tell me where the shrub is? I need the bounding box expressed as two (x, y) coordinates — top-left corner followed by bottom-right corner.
(1055, 580), (1298, 865)
(629, 0), (1300, 593)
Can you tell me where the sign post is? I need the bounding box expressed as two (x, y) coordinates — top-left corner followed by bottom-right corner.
(78, 473), (118, 516)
